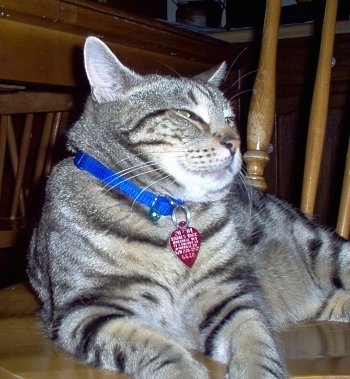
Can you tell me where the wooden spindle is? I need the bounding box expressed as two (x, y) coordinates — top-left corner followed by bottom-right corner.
(300, 0), (338, 215)
(10, 114), (33, 219)
(336, 138), (350, 239)
(244, 0), (281, 191)
(44, 111), (62, 177)
(32, 112), (54, 191)
(0, 116), (7, 199)
(7, 116), (26, 218)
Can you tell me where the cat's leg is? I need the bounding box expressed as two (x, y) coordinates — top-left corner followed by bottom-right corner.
(53, 307), (209, 379)
(317, 289), (350, 321)
(332, 238), (350, 291)
(283, 208), (350, 322)
(200, 306), (288, 379)
(316, 238), (350, 321)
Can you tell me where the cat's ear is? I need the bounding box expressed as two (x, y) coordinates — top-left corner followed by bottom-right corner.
(84, 36), (143, 103)
(194, 62), (227, 87)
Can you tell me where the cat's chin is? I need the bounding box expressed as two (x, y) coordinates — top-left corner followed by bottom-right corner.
(179, 170), (236, 202)
(165, 164), (238, 202)
(157, 150), (242, 202)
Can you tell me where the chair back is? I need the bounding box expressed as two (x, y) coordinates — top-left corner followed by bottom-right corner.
(0, 89), (74, 248)
(243, 0), (349, 239)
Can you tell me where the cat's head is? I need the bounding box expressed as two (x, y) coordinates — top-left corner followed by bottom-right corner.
(68, 36), (242, 202)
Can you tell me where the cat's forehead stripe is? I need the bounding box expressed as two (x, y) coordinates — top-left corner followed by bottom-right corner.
(194, 104), (209, 124)
(189, 85), (218, 123)
(188, 90), (199, 105)
(191, 85), (212, 101)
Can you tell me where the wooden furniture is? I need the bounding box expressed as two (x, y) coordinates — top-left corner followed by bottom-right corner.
(311, 1), (350, 239)
(1, 1), (350, 378)
(0, 90), (73, 249)
(244, 0), (349, 239)
(296, 0), (349, 239)
(300, 0), (339, 217)
(243, 0), (281, 191)
(2, 283), (350, 378)
(243, 0), (350, 239)
(268, 25), (350, 231)
(0, 0), (240, 86)
(338, 141), (350, 238)
(212, 7), (350, 234)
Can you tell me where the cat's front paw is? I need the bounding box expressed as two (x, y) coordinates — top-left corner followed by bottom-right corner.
(135, 354), (209, 379)
(318, 289), (350, 321)
(226, 354), (288, 379)
(227, 364), (288, 379)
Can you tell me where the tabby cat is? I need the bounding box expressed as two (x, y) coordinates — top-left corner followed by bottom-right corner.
(28, 36), (350, 379)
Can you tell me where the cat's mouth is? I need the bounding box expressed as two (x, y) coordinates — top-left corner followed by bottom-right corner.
(155, 147), (242, 201)
(161, 149), (242, 201)
(183, 148), (242, 177)
(188, 159), (234, 174)
(178, 142), (242, 175)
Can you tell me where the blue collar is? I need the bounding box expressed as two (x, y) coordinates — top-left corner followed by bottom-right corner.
(74, 151), (182, 220)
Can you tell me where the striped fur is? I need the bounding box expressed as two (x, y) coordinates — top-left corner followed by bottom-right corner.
(28, 37), (350, 379)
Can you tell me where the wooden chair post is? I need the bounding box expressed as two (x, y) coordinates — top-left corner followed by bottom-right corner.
(300, 0), (338, 215)
(336, 138), (350, 239)
(243, 0), (281, 191)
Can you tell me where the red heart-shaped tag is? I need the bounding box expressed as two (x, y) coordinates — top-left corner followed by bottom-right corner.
(169, 221), (201, 268)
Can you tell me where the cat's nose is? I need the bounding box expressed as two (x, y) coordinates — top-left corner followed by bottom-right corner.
(221, 139), (241, 156)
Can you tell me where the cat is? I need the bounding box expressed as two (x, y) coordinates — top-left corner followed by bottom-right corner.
(28, 36), (350, 379)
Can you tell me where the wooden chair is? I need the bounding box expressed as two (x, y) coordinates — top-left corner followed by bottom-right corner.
(244, 0), (350, 240)
(0, 89), (73, 249)
(243, 1), (350, 376)
(1, 1), (350, 378)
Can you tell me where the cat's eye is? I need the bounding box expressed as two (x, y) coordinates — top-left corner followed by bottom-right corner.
(225, 116), (235, 124)
(176, 110), (192, 119)
(225, 116), (236, 128)
(175, 109), (209, 132)
(176, 109), (203, 124)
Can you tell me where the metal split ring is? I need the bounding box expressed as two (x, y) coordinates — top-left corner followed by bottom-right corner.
(171, 203), (191, 229)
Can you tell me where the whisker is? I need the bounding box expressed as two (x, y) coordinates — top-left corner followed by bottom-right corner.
(226, 69), (258, 94)
(155, 61), (181, 77)
(105, 167), (165, 194)
(236, 170), (254, 218)
(146, 151), (187, 159)
(130, 173), (172, 212)
(229, 89), (254, 101)
(100, 172), (176, 213)
(224, 46), (250, 82)
(239, 169), (254, 192)
(94, 149), (187, 195)
(101, 161), (158, 193)
(116, 161), (156, 176)
(101, 151), (186, 187)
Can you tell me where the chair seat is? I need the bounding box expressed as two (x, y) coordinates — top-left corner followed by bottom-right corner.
(1, 284), (350, 378)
